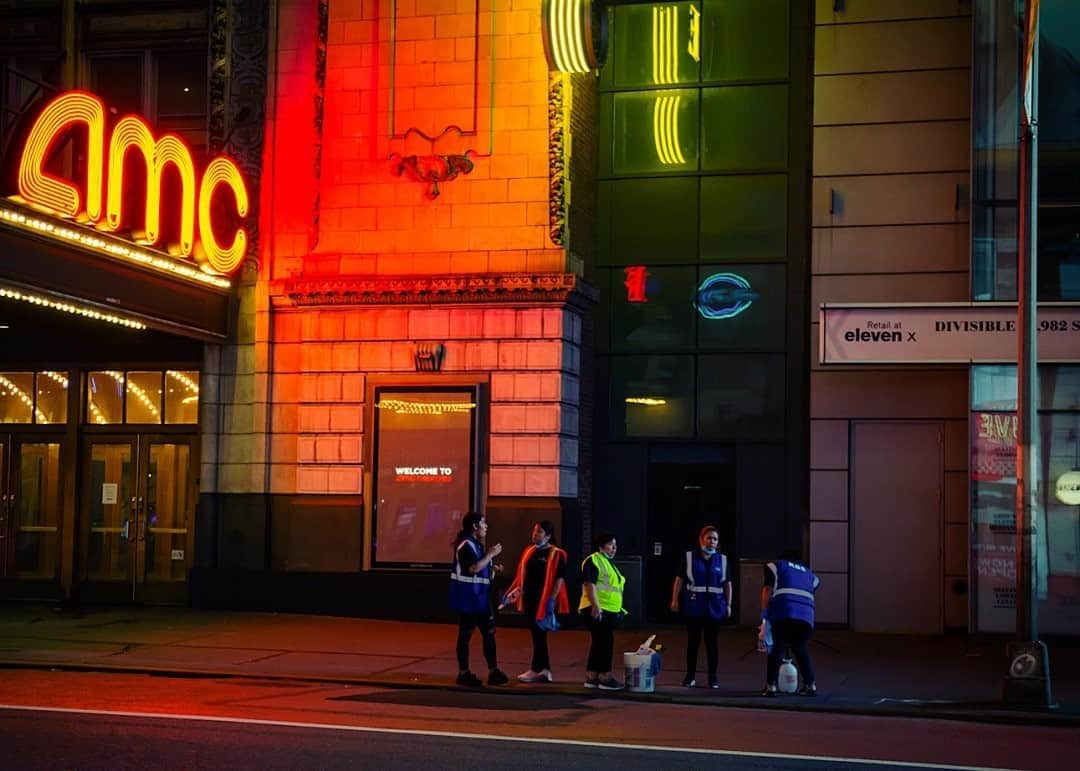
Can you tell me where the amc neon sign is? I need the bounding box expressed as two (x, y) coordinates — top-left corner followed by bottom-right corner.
(15, 91), (248, 275)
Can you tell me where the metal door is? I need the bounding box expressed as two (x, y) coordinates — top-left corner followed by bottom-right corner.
(852, 422), (943, 634)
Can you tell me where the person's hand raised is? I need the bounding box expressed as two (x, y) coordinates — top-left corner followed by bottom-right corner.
(486, 543), (502, 558)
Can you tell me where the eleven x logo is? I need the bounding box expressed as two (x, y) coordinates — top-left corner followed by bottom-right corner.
(843, 320), (917, 343)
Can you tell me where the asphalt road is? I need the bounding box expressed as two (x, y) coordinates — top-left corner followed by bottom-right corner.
(1, 670), (1076, 770)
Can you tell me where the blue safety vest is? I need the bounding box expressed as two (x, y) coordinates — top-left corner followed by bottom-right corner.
(766, 559), (819, 627)
(681, 550), (729, 619)
(449, 537), (491, 614)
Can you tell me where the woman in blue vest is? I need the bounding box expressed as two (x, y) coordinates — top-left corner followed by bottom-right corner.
(450, 513), (509, 687)
(761, 548), (820, 696)
(670, 525), (732, 688)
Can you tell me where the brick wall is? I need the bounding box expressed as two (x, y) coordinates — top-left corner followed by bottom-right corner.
(289, 0), (566, 276)
(266, 304), (581, 498)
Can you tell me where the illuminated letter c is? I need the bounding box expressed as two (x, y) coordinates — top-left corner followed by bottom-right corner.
(197, 157), (249, 275)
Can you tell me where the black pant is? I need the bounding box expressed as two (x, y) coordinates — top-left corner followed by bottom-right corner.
(582, 608), (617, 673)
(685, 615), (720, 679)
(525, 601), (549, 671)
(767, 618), (815, 686)
(457, 612), (497, 672)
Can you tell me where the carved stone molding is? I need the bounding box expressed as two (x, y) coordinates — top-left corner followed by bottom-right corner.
(548, 74), (568, 247)
(271, 273), (598, 308)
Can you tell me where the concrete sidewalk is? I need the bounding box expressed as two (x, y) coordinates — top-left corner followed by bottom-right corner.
(0, 603), (1077, 726)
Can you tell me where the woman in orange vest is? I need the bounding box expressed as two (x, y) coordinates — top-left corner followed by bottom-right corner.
(502, 520), (569, 683)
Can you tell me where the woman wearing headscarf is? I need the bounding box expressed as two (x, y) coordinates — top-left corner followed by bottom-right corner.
(502, 520), (569, 683)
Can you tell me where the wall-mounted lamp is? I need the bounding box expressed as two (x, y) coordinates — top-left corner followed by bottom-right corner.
(541, 0), (609, 73)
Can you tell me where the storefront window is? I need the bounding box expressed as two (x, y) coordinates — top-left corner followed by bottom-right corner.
(125, 371), (163, 424)
(372, 388), (476, 568)
(36, 371), (69, 424)
(0, 372), (35, 423)
(87, 371), (124, 424)
(165, 371), (200, 424)
(971, 364), (1080, 634)
(609, 355), (694, 438)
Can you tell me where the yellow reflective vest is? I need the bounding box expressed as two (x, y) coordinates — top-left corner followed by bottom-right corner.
(579, 552), (626, 614)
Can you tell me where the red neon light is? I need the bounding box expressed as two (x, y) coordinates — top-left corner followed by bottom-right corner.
(14, 90), (249, 275)
(624, 265), (649, 303)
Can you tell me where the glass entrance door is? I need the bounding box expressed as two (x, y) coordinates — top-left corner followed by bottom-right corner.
(0, 435), (64, 582)
(80, 434), (195, 603)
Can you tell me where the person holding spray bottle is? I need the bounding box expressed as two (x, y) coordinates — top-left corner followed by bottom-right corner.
(501, 520), (569, 683)
(579, 532), (626, 690)
(670, 525), (732, 688)
(761, 548), (819, 697)
(449, 513), (509, 687)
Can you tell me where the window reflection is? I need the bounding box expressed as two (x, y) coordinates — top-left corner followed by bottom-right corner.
(125, 371), (163, 424)
(87, 371), (124, 424)
(0, 372), (35, 423)
(36, 371), (69, 424)
(165, 371), (200, 424)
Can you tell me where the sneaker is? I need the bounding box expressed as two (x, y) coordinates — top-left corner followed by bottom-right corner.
(597, 676), (625, 691)
(761, 684), (777, 697)
(456, 671), (483, 687)
(487, 669), (509, 686)
(538, 669), (554, 682)
(517, 669), (542, 683)
(584, 676), (600, 689)
(708, 678), (719, 689)
(798, 683), (817, 697)
(681, 676), (696, 688)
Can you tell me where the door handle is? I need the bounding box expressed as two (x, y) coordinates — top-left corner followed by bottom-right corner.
(121, 520), (130, 539)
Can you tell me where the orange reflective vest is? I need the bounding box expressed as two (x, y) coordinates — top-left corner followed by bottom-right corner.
(507, 544), (570, 622)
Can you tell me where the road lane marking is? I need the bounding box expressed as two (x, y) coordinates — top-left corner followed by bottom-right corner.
(0, 703), (1019, 770)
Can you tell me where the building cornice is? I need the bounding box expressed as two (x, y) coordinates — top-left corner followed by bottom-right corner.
(271, 273), (598, 308)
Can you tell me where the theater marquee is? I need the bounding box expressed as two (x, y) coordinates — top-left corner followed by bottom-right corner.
(819, 303), (1080, 364)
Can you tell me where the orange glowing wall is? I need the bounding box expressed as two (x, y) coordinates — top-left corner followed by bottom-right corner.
(264, 0), (565, 279)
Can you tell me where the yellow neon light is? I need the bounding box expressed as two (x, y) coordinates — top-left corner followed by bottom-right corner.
(106, 117), (197, 256)
(651, 6), (679, 85)
(547, 0), (591, 73)
(17, 91), (105, 221)
(376, 399), (477, 416)
(625, 397), (667, 406)
(653, 95), (686, 165)
(13, 90), (249, 277)
(0, 285), (146, 330)
(197, 157), (249, 275)
(0, 204), (232, 289)
(688, 5), (701, 63)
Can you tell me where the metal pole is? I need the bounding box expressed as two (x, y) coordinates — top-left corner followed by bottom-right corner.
(1004, 0), (1053, 708)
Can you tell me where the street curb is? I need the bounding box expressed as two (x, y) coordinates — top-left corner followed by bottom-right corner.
(1, 659), (1075, 728)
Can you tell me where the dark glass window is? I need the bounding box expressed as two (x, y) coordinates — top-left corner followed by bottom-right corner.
(609, 355), (694, 437)
(700, 174), (787, 260)
(696, 264), (786, 350)
(611, 266), (697, 351)
(701, 84), (788, 171)
(701, 0), (789, 82)
(613, 89), (700, 174)
(611, 3), (701, 87)
(89, 55), (145, 116)
(608, 177), (700, 264)
(696, 354), (784, 439)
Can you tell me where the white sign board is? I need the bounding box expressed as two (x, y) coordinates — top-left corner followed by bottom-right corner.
(101, 483), (118, 505)
(820, 304), (1080, 364)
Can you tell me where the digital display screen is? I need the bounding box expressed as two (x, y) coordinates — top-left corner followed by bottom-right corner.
(373, 389), (475, 566)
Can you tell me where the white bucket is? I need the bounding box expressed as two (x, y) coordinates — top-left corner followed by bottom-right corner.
(623, 651), (655, 693)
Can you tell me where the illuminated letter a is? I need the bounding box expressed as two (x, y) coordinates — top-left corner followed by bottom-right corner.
(17, 92), (105, 221)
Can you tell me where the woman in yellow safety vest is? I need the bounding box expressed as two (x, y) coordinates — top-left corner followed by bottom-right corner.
(579, 532), (626, 690)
